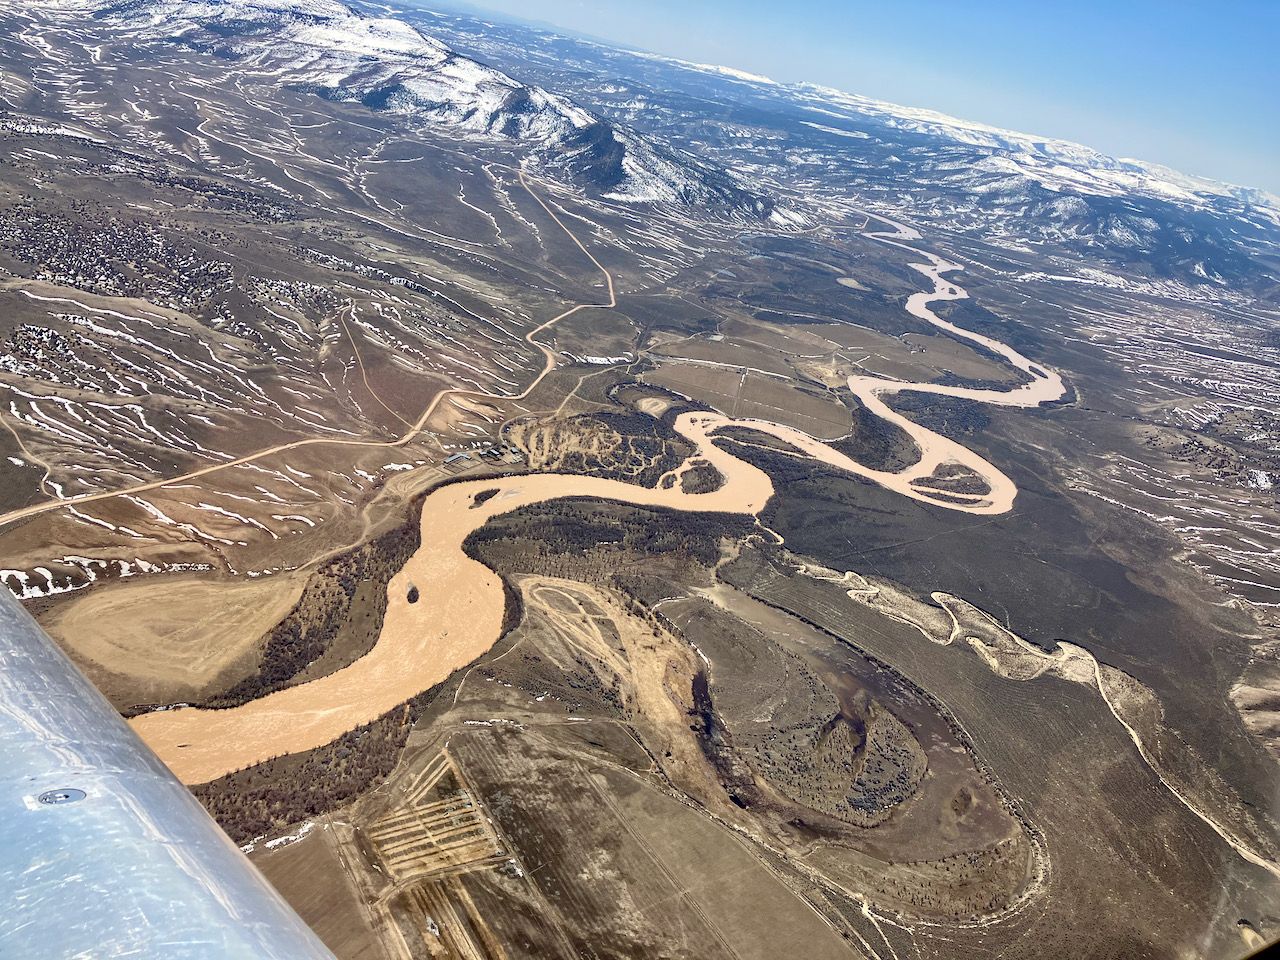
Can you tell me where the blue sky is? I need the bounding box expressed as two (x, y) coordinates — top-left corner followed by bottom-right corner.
(451, 0), (1279, 193)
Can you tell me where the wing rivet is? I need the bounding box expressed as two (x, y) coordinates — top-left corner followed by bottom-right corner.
(37, 789), (87, 805)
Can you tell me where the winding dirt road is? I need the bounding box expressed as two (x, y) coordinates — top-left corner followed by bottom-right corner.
(0, 171), (613, 531)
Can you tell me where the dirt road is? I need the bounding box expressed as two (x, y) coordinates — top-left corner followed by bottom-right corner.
(0, 171), (613, 531)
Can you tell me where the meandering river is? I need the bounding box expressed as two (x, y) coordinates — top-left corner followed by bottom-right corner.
(132, 216), (1066, 784)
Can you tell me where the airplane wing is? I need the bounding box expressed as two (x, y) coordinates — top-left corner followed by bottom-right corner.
(0, 590), (336, 959)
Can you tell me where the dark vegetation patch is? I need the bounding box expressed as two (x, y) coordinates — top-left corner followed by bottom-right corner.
(471, 487), (499, 507)
(506, 409), (695, 487)
(688, 669), (757, 808)
(0, 201), (235, 314)
(832, 396), (920, 471)
(193, 683), (448, 844)
(714, 426), (807, 454)
(672, 597), (927, 828)
(595, 410), (696, 485)
(931, 370), (1031, 391)
(913, 463), (991, 496)
(465, 498), (756, 580)
(717, 439), (872, 494)
(712, 401), (919, 477)
(680, 458), (725, 494)
(199, 507), (421, 709)
(611, 572), (688, 608)
(887, 393), (991, 440)
(932, 297), (1050, 361)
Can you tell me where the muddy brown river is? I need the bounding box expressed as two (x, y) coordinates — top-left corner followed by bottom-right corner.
(132, 218), (1066, 784)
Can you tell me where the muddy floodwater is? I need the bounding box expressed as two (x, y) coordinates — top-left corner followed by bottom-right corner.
(132, 220), (1065, 784)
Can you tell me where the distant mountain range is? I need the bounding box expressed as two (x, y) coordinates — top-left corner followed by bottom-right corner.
(398, 8), (1280, 291)
(36, 0), (1278, 289)
(731, 70), (1280, 216)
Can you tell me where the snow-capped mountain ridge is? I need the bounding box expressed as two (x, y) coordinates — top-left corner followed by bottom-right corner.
(94, 0), (771, 213)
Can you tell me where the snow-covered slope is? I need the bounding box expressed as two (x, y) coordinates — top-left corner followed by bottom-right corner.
(94, 0), (771, 214)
